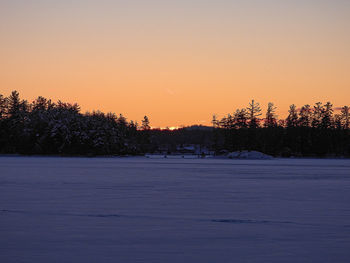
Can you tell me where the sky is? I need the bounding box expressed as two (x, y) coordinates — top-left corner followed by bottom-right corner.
(1, 0), (349, 127)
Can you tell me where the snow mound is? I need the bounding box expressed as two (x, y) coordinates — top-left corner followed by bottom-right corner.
(227, 151), (273, 160)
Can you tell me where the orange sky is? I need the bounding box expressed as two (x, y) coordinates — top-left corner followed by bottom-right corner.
(1, 1), (349, 127)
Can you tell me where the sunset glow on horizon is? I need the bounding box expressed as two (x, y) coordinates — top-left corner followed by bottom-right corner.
(1, 0), (349, 127)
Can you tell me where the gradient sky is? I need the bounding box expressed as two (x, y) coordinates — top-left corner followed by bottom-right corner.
(1, 0), (349, 127)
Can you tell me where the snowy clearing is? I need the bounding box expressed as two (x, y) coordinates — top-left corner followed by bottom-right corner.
(1, 157), (350, 263)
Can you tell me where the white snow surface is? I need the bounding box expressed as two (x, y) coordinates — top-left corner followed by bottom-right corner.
(1, 157), (350, 263)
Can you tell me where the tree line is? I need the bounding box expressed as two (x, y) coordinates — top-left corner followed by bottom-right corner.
(210, 100), (350, 157)
(0, 91), (150, 155)
(0, 91), (349, 157)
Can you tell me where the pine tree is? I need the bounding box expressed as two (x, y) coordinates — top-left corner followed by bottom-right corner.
(341, 106), (349, 129)
(247, 100), (262, 128)
(217, 116), (225, 128)
(211, 114), (219, 128)
(320, 102), (333, 129)
(334, 114), (342, 130)
(0, 94), (7, 119)
(298, 104), (312, 127)
(141, 116), (151, 130)
(225, 114), (235, 129)
(312, 102), (323, 128)
(32, 96), (53, 111)
(7, 90), (22, 118)
(234, 109), (248, 129)
(286, 104), (298, 128)
(264, 102), (277, 128)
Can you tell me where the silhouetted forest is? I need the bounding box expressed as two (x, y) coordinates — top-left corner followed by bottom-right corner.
(210, 100), (350, 157)
(0, 91), (349, 157)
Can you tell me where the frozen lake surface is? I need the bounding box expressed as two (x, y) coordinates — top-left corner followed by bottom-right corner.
(1, 157), (350, 263)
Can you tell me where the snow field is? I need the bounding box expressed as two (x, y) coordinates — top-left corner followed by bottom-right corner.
(1, 157), (350, 263)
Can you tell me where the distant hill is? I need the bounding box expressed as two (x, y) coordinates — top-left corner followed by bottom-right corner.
(182, 125), (213, 131)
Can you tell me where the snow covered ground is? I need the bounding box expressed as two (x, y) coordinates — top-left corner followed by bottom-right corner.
(1, 157), (350, 263)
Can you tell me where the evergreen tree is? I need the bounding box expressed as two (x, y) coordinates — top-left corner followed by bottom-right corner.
(32, 96), (54, 111)
(141, 116), (151, 130)
(286, 104), (298, 128)
(298, 104), (312, 127)
(334, 114), (342, 130)
(218, 116), (226, 128)
(312, 102), (323, 128)
(7, 90), (22, 118)
(211, 114), (219, 128)
(224, 114), (235, 129)
(247, 100), (262, 128)
(264, 102), (277, 128)
(0, 94), (7, 119)
(234, 109), (248, 129)
(341, 106), (349, 129)
(320, 102), (333, 129)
